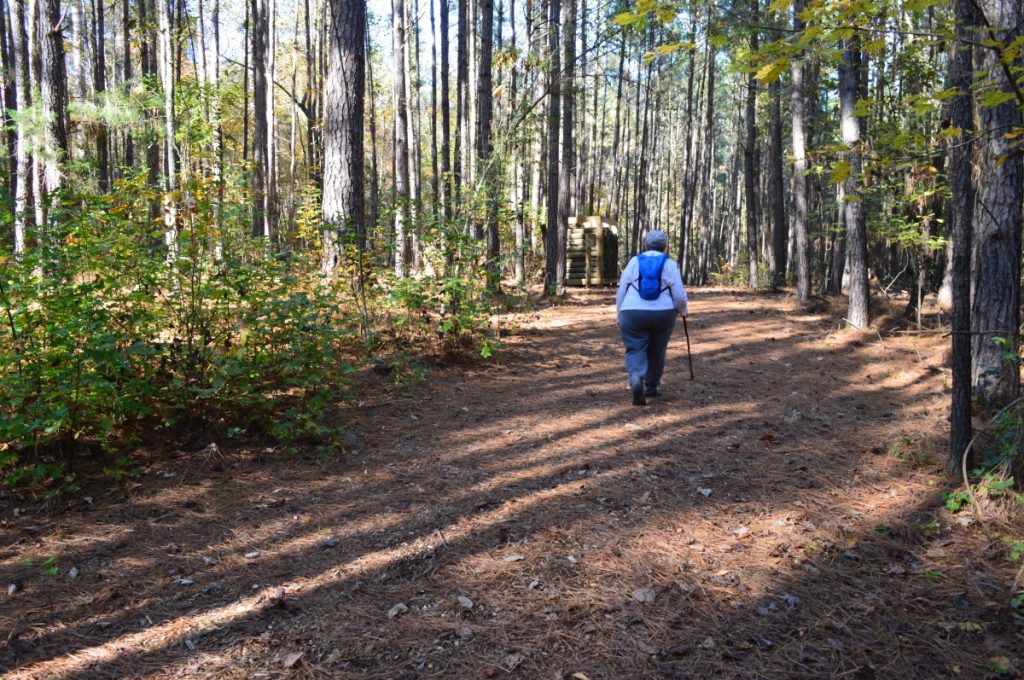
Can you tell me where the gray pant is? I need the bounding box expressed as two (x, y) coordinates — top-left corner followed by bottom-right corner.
(619, 309), (676, 389)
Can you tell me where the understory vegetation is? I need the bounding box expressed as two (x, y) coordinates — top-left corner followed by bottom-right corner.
(0, 177), (498, 494)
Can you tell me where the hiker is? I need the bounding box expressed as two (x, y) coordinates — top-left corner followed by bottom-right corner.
(615, 230), (688, 406)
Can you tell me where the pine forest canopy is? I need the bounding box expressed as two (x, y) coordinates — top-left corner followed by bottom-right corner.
(0, 0), (1022, 475)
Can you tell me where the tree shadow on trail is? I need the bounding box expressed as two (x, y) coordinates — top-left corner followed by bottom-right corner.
(1, 289), (1019, 679)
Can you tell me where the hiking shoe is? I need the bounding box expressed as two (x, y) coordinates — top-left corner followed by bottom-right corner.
(630, 378), (647, 406)
(644, 384), (662, 398)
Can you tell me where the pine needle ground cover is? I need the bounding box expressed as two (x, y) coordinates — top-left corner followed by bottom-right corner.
(1, 289), (1021, 678)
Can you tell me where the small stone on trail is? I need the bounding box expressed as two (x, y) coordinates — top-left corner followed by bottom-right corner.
(632, 587), (657, 604)
(636, 640), (660, 655)
(457, 625), (474, 640)
(781, 593), (802, 608)
(7, 581), (23, 596)
(458, 595), (474, 609)
(203, 583), (224, 595)
(67, 566), (79, 580)
(282, 651), (304, 668)
(175, 577), (195, 586)
(697, 487), (712, 497)
(504, 553), (525, 562)
(245, 551), (260, 559)
(388, 602), (409, 619)
(321, 536), (340, 548)
(700, 636), (716, 649)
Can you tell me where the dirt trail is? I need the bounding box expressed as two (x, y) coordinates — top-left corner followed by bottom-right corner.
(2, 288), (1021, 679)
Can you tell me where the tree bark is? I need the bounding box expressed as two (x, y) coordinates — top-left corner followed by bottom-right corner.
(555, 0), (574, 292)
(477, 0), (499, 287)
(321, 0), (365, 270)
(37, 0), (68, 206)
(156, 0), (177, 257)
(791, 0), (809, 302)
(768, 73), (786, 287)
(542, 0), (561, 293)
(839, 35), (870, 328)
(392, 0), (410, 275)
(439, 0), (450, 223)
(744, 0), (759, 287)
(453, 0), (467, 213)
(92, 0), (109, 191)
(947, 0), (975, 471)
(122, 0), (134, 169)
(971, 0), (1023, 407)
(251, 0), (276, 239)
(8, 0), (29, 251)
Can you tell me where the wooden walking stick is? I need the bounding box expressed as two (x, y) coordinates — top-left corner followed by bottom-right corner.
(682, 315), (694, 380)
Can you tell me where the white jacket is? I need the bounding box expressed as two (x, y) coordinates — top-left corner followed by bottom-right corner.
(615, 251), (688, 316)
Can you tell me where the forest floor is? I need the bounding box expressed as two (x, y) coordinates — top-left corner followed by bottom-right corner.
(2, 288), (1023, 679)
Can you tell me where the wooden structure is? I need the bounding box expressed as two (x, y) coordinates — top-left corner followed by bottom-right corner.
(565, 216), (619, 286)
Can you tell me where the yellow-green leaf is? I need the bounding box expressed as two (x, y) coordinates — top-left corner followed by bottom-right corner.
(863, 38), (887, 55)
(767, 0), (792, 13)
(979, 90), (1016, 108)
(755, 60), (789, 84)
(797, 25), (823, 46)
(613, 11), (638, 27)
(830, 161), (852, 184)
(655, 6), (677, 23)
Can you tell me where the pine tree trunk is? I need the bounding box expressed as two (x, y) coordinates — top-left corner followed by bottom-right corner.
(156, 0), (177, 257)
(429, 0), (438, 214)
(699, 35), (716, 284)
(947, 0), (975, 471)
(791, 0), (809, 302)
(8, 0), (30, 251)
(365, 25), (379, 236)
(37, 0), (67, 202)
(554, 0), (573, 293)
(93, 0), (109, 191)
(838, 35), (870, 328)
(321, 0), (365, 270)
(477, 0), (499, 287)
(454, 0), (467, 212)
(141, 0), (160, 212)
(542, 0), (561, 292)
(392, 0), (410, 275)
(122, 0), (134, 168)
(251, 0), (276, 239)
(439, 0), (450, 223)
(404, 0), (420, 266)
(744, 0), (759, 287)
(768, 75), (786, 287)
(971, 0), (1023, 407)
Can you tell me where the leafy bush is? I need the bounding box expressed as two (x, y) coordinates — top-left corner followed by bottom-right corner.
(369, 213), (497, 360)
(0, 176), (357, 491)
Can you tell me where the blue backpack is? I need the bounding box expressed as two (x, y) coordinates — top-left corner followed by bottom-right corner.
(635, 252), (668, 300)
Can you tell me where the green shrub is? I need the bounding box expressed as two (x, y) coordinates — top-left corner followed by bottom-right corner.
(0, 176), (357, 491)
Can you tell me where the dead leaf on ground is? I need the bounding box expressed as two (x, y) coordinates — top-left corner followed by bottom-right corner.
(282, 651), (303, 668)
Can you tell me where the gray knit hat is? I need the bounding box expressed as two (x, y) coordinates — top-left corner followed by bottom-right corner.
(644, 230), (668, 252)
